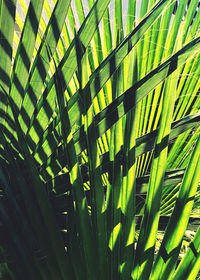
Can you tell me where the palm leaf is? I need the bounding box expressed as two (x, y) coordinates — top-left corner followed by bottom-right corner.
(1, 0), (200, 279)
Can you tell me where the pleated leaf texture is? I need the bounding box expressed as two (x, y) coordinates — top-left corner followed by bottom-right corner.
(0, 0), (200, 279)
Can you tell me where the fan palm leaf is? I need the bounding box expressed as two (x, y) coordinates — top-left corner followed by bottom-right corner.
(0, 0), (200, 279)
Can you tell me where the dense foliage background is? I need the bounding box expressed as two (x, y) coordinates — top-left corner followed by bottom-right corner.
(0, 0), (200, 279)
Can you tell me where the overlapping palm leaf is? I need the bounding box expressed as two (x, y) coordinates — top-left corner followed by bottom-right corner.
(0, 0), (200, 279)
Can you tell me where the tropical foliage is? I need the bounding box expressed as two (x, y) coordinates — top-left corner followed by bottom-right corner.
(0, 0), (200, 279)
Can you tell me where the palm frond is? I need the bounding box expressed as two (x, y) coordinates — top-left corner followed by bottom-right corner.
(1, 0), (200, 279)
